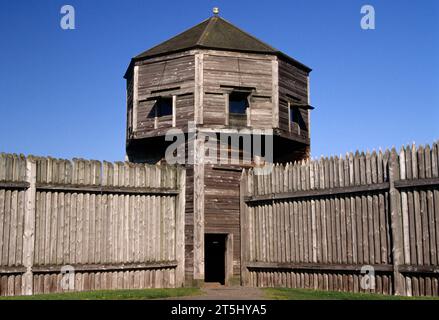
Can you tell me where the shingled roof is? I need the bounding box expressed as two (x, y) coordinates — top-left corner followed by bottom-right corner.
(135, 16), (278, 58)
(126, 16), (311, 76)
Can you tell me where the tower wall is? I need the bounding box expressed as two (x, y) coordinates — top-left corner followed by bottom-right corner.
(125, 22), (312, 285)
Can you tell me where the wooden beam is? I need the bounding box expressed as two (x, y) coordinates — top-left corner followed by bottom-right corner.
(220, 84), (256, 91)
(245, 182), (390, 203)
(0, 181), (29, 190)
(0, 181), (181, 195)
(394, 177), (439, 189)
(3, 262), (433, 277)
(0, 266), (26, 275)
(246, 261), (393, 273)
(138, 88), (194, 102)
(30, 261), (178, 274)
(212, 165), (243, 172)
(244, 262), (439, 275)
(151, 86), (181, 94)
(399, 264), (439, 275)
(239, 176), (438, 204)
(35, 183), (179, 196)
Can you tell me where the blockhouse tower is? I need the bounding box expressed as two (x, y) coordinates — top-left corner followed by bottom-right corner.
(124, 12), (313, 286)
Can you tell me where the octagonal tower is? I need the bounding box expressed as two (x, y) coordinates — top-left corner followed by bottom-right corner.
(124, 14), (313, 286)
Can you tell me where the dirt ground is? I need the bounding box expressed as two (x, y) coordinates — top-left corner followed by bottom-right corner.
(167, 283), (266, 300)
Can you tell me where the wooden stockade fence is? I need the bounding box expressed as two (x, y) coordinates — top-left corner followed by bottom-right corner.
(0, 154), (185, 296)
(241, 142), (439, 296)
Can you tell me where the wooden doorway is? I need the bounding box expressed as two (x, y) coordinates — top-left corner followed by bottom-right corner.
(205, 234), (226, 284)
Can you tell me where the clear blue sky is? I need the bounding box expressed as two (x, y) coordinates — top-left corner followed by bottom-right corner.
(0, 0), (438, 161)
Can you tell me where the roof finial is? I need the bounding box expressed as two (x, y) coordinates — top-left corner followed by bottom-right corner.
(213, 7), (219, 16)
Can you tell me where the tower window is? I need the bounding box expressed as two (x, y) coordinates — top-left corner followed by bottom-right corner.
(229, 92), (249, 114)
(156, 97), (173, 117)
(289, 105), (307, 132)
(228, 91), (250, 126)
(148, 96), (176, 129)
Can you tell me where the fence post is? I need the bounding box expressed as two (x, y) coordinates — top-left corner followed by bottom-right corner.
(175, 166), (186, 287)
(22, 157), (36, 295)
(389, 149), (404, 295)
(240, 170), (250, 286)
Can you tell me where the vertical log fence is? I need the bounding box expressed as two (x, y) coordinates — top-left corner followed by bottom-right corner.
(241, 142), (439, 296)
(0, 154), (185, 296)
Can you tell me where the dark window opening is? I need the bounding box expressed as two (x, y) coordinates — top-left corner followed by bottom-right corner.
(156, 97), (173, 117)
(147, 104), (156, 119)
(228, 92), (249, 126)
(290, 106), (307, 131)
(229, 92), (249, 114)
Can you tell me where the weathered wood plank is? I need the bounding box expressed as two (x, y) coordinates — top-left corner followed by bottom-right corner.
(22, 158), (36, 295)
(387, 149), (404, 294)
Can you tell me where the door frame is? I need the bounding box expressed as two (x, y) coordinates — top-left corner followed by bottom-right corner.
(224, 233), (233, 286)
(204, 232), (233, 286)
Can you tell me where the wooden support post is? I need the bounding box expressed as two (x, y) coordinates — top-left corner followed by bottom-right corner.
(389, 149), (404, 295)
(194, 53), (204, 125)
(271, 58), (279, 129)
(225, 234), (233, 286)
(133, 65), (139, 132)
(175, 167), (186, 287)
(193, 133), (205, 283)
(224, 93), (229, 126)
(22, 157), (36, 295)
(287, 101), (291, 132)
(307, 74), (311, 142)
(172, 95), (177, 128)
(240, 170), (250, 286)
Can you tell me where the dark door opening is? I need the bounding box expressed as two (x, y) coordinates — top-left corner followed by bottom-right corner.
(205, 234), (226, 284)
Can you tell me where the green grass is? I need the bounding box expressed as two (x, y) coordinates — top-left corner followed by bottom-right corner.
(0, 287), (201, 300)
(3, 287), (438, 300)
(264, 287), (439, 300)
